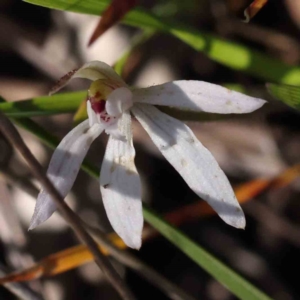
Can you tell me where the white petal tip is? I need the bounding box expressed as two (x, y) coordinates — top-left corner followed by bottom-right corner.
(29, 193), (57, 231)
(28, 225), (35, 231)
(255, 99), (267, 109)
(236, 98), (267, 114)
(236, 219), (246, 230)
(123, 235), (142, 250)
(28, 216), (44, 231)
(28, 221), (38, 231)
(224, 214), (246, 230)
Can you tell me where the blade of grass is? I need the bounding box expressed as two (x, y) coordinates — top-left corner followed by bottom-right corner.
(143, 207), (271, 300)
(0, 92), (86, 117)
(267, 83), (300, 111)
(24, 0), (300, 84)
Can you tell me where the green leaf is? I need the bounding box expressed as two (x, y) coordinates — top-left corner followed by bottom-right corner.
(1, 95), (271, 300)
(267, 83), (300, 110)
(24, 0), (300, 84)
(144, 207), (272, 300)
(0, 91), (86, 117)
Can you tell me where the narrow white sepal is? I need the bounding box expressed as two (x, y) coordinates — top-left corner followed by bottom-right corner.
(132, 81), (266, 114)
(29, 120), (104, 230)
(50, 61), (126, 95)
(132, 104), (245, 229)
(74, 61), (126, 85)
(100, 112), (143, 249)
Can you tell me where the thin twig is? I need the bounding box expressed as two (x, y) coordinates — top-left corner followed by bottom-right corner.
(1, 167), (196, 300)
(0, 112), (136, 300)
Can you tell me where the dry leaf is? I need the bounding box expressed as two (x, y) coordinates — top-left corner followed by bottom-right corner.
(88, 0), (138, 46)
(244, 0), (268, 22)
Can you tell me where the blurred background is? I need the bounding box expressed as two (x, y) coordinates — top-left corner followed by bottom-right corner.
(1, 0), (300, 299)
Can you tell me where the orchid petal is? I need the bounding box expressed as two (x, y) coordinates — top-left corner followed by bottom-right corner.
(132, 104), (245, 229)
(29, 120), (104, 229)
(100, 112), (143, 249)
(106, 87), (133, 117)
(105, 119), (124, 140)
(50, 61), (126, 95)
(132, 81), (266, 114)
(105, 107), (134, 140)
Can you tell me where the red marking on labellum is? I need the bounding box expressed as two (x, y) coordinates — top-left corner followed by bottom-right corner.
(88, 92), (106, 114)
(100, 114), (112, 122)
(88, 91), (117, 123)
(92, 100), (106, 114)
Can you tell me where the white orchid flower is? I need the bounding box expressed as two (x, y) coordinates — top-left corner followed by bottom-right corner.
(29, 61), (266, 249)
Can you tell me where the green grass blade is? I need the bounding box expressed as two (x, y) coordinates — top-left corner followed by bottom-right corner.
(267, 83), (300, 111)
(0, 91), (86, 117)
(24, 0), (300, 84)
(144, 207), (272, 300)
(1, 95), (271, 299)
